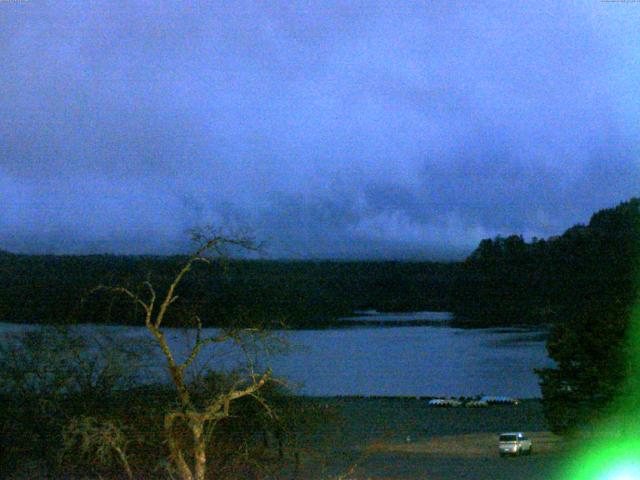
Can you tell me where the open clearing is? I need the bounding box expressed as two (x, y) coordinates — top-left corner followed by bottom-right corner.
(370, 431), (560, 457)
(290, 397), (569, 480)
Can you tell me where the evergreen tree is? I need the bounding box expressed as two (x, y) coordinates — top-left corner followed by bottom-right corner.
(537, 198), (640, 433)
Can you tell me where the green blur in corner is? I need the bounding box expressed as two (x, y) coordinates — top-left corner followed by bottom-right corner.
(555, 300), (640, 479)
(557, 434), (640, 480)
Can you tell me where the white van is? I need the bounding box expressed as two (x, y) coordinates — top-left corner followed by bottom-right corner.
(498, 432), (532, 456)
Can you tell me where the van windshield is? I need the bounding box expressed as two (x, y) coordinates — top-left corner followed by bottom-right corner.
(500, 435), (518, 442)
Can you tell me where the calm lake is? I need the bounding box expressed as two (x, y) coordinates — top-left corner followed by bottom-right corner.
(0, 311), (553, 398)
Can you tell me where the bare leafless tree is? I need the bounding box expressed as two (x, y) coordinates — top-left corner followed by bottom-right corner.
(92, 231), (273, 480)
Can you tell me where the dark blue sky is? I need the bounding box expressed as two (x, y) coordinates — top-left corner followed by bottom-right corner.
(1, 1), (639, 259)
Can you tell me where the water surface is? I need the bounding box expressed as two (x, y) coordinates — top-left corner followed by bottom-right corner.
(0, 314), (553, 398)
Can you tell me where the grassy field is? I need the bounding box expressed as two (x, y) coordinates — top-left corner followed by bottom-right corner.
(286, 397), (568, 480)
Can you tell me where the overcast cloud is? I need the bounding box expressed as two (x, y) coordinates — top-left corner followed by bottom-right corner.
(1, 1), (639, 259)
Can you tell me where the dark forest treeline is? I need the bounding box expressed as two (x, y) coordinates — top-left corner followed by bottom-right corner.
(451, 197), (640, 326)
(1, 198), (637, 330)
(0, 253), (460, 328)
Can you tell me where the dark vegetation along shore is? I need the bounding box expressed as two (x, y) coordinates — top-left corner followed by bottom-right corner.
(2, 394), (559, 480)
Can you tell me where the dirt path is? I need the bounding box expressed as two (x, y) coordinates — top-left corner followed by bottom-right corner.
(291, 398), (567, 480)
(370, 431), (561, 457)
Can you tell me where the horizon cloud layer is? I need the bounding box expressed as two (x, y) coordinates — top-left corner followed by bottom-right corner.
(1, 1), (639, 259)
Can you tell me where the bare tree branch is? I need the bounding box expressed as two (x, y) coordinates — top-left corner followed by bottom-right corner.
(143, 281), (156, 312)
(89, 285), (152, 316)
(86, 229), (272, 480)
(204, 369), (272, 420)
(180, 335), (229, 372)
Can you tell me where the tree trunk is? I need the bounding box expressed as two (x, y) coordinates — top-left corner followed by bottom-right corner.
(173, 447), (194, 480)
(165, 414), (194, 480)
(192, 420), (207, 480)
(114, 446), (134, 480)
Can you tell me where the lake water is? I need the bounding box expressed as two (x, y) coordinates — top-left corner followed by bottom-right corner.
(0, 312), (553, 398)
